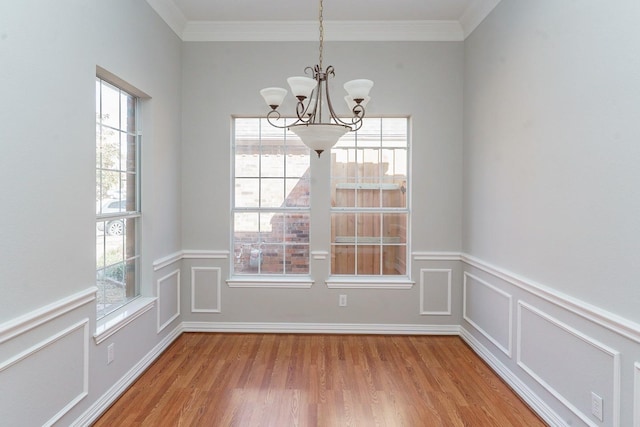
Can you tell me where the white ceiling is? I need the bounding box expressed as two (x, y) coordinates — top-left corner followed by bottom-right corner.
(146, 0), (501, 41)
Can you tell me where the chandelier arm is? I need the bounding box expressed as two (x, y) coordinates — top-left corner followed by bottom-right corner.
(321, 66), (364, 130)
(266, 110), (298, 129)
(295, 98), (314, 124)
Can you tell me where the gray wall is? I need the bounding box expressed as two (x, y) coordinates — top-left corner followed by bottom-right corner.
(0, 1), (182, 425)
(463, 0), (640, 322)
(2, 0), (640, 425)
(462, 1), (640, 425)
(180, 41), (464, 324)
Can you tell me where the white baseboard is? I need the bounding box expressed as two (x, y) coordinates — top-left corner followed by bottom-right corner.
(72, 325), (183, 427)
(182, 321), (460, 335)
(459, 326), (566, 427)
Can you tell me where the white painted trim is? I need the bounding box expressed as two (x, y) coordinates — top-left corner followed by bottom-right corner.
(517, 302), (621, 427)
(311, 250), (329, 260)
(157, 270), (181, 333)
(325, 277), (414, 290)
(0, 287), (96, 345)
(182, 321), (460, 335)
(459, 0), (501, 38)
(0, 319), (90, 427)
(181, 20), (464, 42)
(144, 0), (187, 38)
(462, 253), (640, 345)
(154, 250), (230, 271)
(152, 251), (183, 271)
(419, 268), (452, 315)
(463, 272), (513, 357)
(460, 326), (566, 427)
(635, 362), (640, 427)
(191, 267), (222, 313)
(94, 297), (156, 345)
(227, 276), (314, 289)
(182, 249), (230, 259)
(72, 324), (183, 427)
(412, 251), (462, 261)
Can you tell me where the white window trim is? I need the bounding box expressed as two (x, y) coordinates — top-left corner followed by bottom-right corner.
(325, 276), (414, 289)
(227, 276), (314, 289)
(94, 297), (156, 344)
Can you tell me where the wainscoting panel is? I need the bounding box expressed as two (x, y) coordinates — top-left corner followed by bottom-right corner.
(419, 268), (452, 315)
(0, 319), (89, 426)
(191, 267), (221, 313)
(518, 302), (621, 427)
(463, 272), (512, 357)
(157, 269), (180, 333)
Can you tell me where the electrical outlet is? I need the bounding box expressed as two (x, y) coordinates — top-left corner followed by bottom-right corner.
(591, 392), (603, 421)
(339, 294), (347, 307)
(107, 343), (115, 364)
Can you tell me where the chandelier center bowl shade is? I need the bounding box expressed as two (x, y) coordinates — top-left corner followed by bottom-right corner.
(259, 0), (374, 157)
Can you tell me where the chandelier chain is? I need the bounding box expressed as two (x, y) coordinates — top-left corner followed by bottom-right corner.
(318, 0), (324, 70)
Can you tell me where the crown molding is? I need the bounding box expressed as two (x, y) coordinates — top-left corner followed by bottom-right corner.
(146, 0), (188, 38)
(181, 20), (464, 42)
(147, 0), (501, 42)
(459, 0), (501, 38)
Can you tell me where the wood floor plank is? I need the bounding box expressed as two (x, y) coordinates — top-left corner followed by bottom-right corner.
(93, 333), (546, 426)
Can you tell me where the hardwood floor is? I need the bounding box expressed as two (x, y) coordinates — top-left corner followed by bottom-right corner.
(93, 333), (546, 426)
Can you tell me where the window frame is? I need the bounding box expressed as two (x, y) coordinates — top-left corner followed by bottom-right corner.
(329, 117), (411, 280)
(230, 118), (312, 281)
(95, 75), (142, 319)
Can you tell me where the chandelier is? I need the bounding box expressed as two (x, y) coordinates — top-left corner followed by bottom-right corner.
(259, 0), (374, 157)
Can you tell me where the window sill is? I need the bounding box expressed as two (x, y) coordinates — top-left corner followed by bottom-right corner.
(227, 276), (314, 288)
(94, 297), (156, 344)
(325, 276), (414, 289)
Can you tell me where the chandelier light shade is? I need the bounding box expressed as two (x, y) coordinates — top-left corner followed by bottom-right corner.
(259, 0), (374, 157)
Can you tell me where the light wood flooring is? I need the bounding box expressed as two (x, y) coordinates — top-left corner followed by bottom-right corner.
(93, 333), (546, 426)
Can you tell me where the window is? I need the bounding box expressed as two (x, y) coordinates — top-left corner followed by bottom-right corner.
(96, 77), (141, 318)
(232, 118), (310, 275)
(330, 118), (409, 276)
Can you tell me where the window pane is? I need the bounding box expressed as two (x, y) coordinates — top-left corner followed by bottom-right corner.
(382, 148), (407, 177)
(261, 178), (285, 207)
(356, 184), (382, 208)
(261, 146), (284, 177)
(261, 212), (281, 243)
(98, 170), (122, 206)
(234, 212), (259, 235)
(235, 178), (259, 208)
(286, 245), (309, 274)
(285, 139), (309, 176)
(100, 82), (120, 129)
(383, 245), (406, 275)
(357, 245), (380, 275)
(383, 213), (407, 243)
(356, 118), (381, 147)
(96, 76), (140, 318)
(332, 213), (355, 243)
(285, 213), (310, 243)
(235, 143), (260, 177)
(357, 212), (381, 240)
(232, 118), (310, 276)
(382, 118), (408, 147)
(332, 245), (355, 275)
(285, 177), (309, 207)
(100, 127), (120, 170)
(234, 241), (262, 274)
(330, 117), (409, 277)
(261, 244), (284, 274)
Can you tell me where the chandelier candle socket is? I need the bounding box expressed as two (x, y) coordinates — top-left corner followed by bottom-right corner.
(259, 0), (374, 157)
